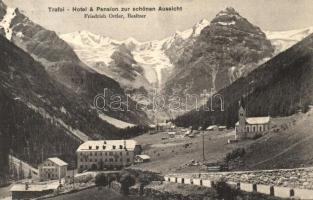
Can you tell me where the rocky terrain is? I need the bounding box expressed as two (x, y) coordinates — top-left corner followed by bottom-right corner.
(164, 7), (274, 101)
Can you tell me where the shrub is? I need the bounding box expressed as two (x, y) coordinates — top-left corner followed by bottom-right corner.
(225, 148), (245, 163)
(119, 172), (136, 195)
(95, 173), (108, 187)
(214, 179), (239, 200)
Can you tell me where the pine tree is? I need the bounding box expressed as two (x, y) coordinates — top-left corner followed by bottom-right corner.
(18, 161), (24, 180)
(28, 169), (32, 179)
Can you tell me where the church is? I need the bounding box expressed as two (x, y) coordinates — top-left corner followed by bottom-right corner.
(235, 102), (271, 140)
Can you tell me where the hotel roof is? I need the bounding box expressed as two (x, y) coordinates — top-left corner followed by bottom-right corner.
(76, 140), (138, 152)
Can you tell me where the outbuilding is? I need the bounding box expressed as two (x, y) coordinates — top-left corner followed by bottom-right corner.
(134, 155), (151, 163)
(11, 182), (59, 200)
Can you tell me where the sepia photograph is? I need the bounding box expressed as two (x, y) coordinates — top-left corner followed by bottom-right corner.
(1, 0), (313, 199)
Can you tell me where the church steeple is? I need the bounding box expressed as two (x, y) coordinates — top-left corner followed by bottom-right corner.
(238, 97), (246, 134)
(239, 96), (245, 109)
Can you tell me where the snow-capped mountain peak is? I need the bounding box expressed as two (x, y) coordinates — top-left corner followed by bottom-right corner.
(0, 7), (17, 40)
(123, 37), (140, 45)
(264, 26), (313, 53)
(192, 18), (210, 36)
(60, 17), (211, 89)
(61, 30), (119, 48)
(217, 6), (240, 17)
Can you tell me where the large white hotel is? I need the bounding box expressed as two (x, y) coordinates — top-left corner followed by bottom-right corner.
(76, 140), (141, 172)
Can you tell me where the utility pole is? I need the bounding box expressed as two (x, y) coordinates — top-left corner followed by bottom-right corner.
(199, 126), (205, 162)
(70, 160), (75, 189)
(202, 131), (205, 162)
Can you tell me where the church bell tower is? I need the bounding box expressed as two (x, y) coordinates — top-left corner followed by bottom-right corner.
(237, 99), (247, 139)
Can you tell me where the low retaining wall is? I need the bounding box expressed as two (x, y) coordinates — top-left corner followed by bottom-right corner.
(193, 179), (202, 186)
(167, 167), (313, 190)
(164, 175), (313, 199)
(240, 182), (255, 192)
(170, 177), (177, 183)
(294, 188), (313, 199)
(257, 184), (273, 196)
(274, 186), (292, 198)
(185, 178), (192, 185)
(177, 177), (184, 184)
(202, 180), (213, 188)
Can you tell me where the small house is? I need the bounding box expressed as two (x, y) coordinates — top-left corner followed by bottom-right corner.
(38, 157), (68, 181)
(206, 125), (218, 131)
(134, 155), (151, 163)
(168, 132), (176, 138)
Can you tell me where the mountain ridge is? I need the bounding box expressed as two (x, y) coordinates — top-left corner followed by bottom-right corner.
(0, 0), (149, 125)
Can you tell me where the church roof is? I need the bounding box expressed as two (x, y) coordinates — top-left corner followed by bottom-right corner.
(236, 116), (270, 125)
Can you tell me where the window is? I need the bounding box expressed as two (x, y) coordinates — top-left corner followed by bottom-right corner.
(95, 152), (97, 156)
(113, 145), (116, 150)
(126, 152), (129, 156)
(127, 158), (130, 162)
(105, 152), (107, 156)
(119, 145), (123, 149)
(89, 146), (92, 150)
(109, 152), (113, 156)
(103, 146), (106, 150)
(96, 146), (99, 150)
(90, 152), (92, 156)
(120, 152), (122, 155)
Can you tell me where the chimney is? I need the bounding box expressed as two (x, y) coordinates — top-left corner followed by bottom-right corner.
(25, 182), (29, 190)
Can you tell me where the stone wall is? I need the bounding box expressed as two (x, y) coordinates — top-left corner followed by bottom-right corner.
(168, 167), (313, 189)
(165, 169), (313, 199)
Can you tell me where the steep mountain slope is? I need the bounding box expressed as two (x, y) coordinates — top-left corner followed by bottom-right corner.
(164, 7), (274, 100)
(0, 1), (148, 125)
(265, 27), (313, 54)
(234, 109), (313, 170)
(174, 32), (313, 129)
(0, 34), (134, 167)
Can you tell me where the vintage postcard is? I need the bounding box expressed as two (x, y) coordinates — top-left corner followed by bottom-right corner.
(1, 0), (313, 199)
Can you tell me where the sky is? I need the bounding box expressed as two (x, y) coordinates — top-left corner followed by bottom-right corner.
(5, 0), (313, 41)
